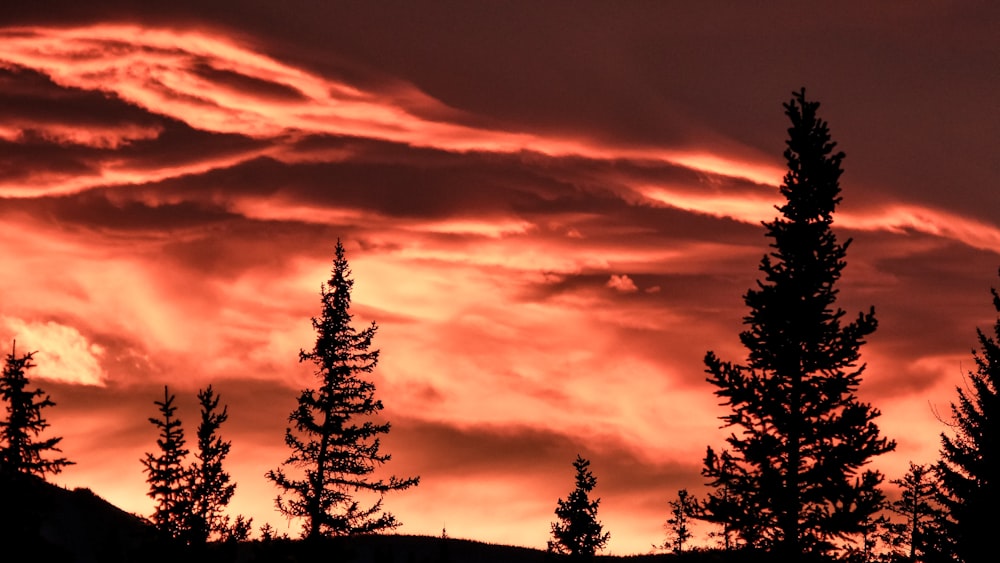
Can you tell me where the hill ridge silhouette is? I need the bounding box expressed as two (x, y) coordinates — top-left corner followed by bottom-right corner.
(3, 471), (787, 562)
(0, 471), (160, 562)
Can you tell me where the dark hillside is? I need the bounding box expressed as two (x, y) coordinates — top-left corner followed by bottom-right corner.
(0, 472), (163, 562)
(228, 535), (775, 563)
(0, 475), (784, 563)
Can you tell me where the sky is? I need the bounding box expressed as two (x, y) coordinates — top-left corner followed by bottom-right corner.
(1, 1), (999, 555)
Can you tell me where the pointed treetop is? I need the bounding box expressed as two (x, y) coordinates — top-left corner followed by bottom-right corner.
(329, 238), (353, 300)
(573, 454), (597, 491)
(269, 238), (417, 539)
(549, 454), (609, 557)
(1, 340), (73, 478)
(701, 89), (892, 557)
(779, 87), (845, 223)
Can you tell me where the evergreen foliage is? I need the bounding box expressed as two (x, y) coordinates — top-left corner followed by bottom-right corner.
(702, 447), (761, 550)
(266, 239), (418, 539)
(141, 386), (191, 540)
(701, 89), (895, 558)
(888, 463), (944, 562)
(186, 385), (236, 544)
(844, 514), (894, 563)
(0, 341), (72, 478)
(936, 271), (1000, 563)
(663, 488), (701, 553)
(548, 455), (610, 559)
(222, 514), (253, 543)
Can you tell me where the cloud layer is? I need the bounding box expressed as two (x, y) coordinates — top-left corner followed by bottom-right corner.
(1, 5), (998, 554)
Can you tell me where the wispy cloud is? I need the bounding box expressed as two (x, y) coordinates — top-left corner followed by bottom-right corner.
(0, 317), (107, 386)
(0, 15), (997, 554)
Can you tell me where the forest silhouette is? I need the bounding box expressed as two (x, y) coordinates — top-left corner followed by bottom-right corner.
(1, 90), (996, 563)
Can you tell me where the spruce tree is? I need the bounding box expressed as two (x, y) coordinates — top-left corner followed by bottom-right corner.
(663, 488), (700, 553)
(702, 447), (763, 550)
(936, 271), (1000, 563)
(548, 455), (610, 559)
(889, 463), (943, 563)
(266, 239), (418, 539)
(837, 512), (903, 563)
(186, 385), (236, 544)
(702, 89), (895, 558)
(142, 385), (190, 540)
(0, 341), (72, 478)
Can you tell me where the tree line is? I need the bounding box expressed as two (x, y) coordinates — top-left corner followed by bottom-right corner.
(1, 241), (418, 547)
(138, 239), (418, 544)
(545, 90), (998, 563)
(2, 90), (997, 562)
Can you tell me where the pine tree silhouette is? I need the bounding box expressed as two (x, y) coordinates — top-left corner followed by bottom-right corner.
(663, 488), (700, 553)
(889, 463), (945, 563)
(0, 341), (72, 478)
(936, 270), (1000, 563)
(267, 239), (418, 539)
(186, 385), (236, 544)
(141, 385), (190, 540)
(702, 447), (763, 550)
(702, 89), (894, 558)
(548, 455), (610, 559)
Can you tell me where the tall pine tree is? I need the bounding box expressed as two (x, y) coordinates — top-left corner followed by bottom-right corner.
(702, 89), (894, 558)
(142, 386), (190, 540)
(936, 270), (1000, 563)
(267, 240), (418, 539)
(186, 385), (236, 544)
(548, 455), (610, 559)
(0, 341), (72, 478)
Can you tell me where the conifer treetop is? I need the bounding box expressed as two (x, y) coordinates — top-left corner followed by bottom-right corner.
(549, 454), (610, 558)
(0, 340), (73, 478)
(141, 385), (190, 540)
(936, 269), (1000, 562)
(187, 384), (236, 544)
(702, 89), (894, 558)
(267, 239), (417, 539)
(778, 88), (844, 223)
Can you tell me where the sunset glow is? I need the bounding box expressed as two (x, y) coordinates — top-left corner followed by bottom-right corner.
(1, 4), (998, 555)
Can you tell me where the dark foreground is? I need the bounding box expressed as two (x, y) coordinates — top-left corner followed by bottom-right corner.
(2, 472), (790, 563)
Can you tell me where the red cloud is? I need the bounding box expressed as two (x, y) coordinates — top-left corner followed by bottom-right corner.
(606, 274), (639, 293)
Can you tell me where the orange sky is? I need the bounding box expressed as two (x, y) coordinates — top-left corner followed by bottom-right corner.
(1, 3), (999, 554)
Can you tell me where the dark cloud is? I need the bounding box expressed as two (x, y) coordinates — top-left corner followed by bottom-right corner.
(844, 235), (1000, 396)
(190, 60), (308, 102)
(49, 134), (773, 247)
(0, 125), (270, 187)
(1, 3), (998, 552)
(0, 138), (99, 182)
(0, 189), (236, 231)
(45, 383), (153, 449)
(102, 152), (557, 220)
(115, 123), (271, 171)
(384, 418), (703, 498)
(0, 64), (273, 191)
(0, 64), (160, 131)
(7, 2), (995, 190)
(156, 217), (340, 279)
